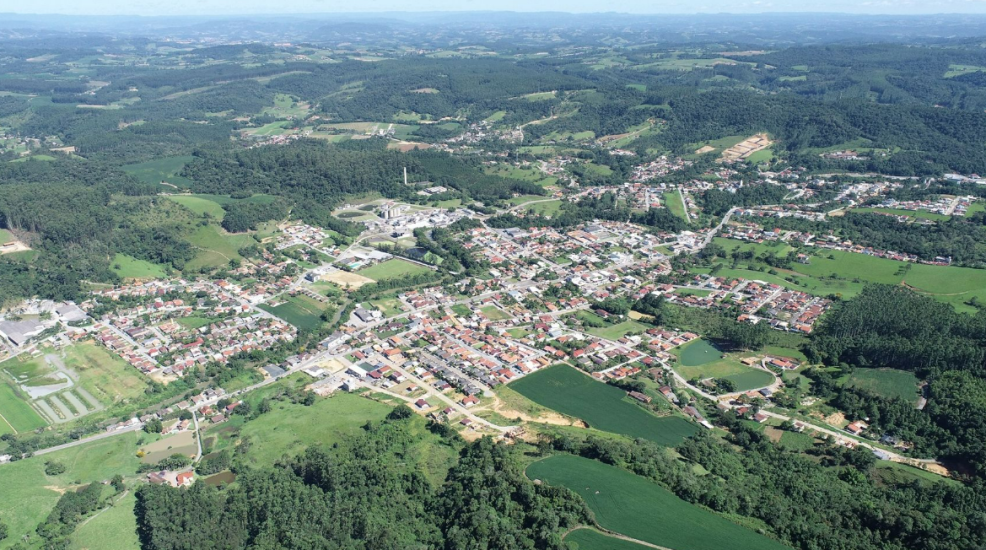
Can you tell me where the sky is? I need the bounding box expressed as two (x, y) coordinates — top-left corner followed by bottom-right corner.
(8, 0), (986, 16)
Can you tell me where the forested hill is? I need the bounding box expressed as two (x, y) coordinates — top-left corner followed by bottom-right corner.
(134, 410), (589, 550)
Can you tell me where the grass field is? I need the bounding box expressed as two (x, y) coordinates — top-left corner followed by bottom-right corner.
(451, 304), (473, 317)
(845, 368), (919, 403)
(0, 378), (47, 433)
(122, 155), (194, 187)
(184, 224), (254, 271)
(853, 207), (951, 222)
(234, 393), (393, 465)
(523, 199), (565, 217)
(67, 491), (139, 550)
(0, 229), (14, 243)
(510, 365), (698, 446)
(674, 339), (774, 391)
(357, 258), (432, 282)
(663, 190), (688, 221)
(566, 529), (649, 549)
(166, 195), (227, 219)
(0, 431), (140, 549)
(369, 296), (404, 317)
(111, 253), (167, 279)
(64, 342), (149, 404)
(586, 320), (650, 340)
(259, 293), (327, 330)
(528, 455), (792, 550)
(779, 430), (817, 451)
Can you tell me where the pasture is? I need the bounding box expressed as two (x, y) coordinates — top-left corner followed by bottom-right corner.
(166, 195), (226, 219)
(510, 364), (698, 446)
(184, 224), (254, 271)
(357, 258), (432, 282)
(845, 368), (919, 403)
(62, 342), (149, 404)
(527, 455), (792, 550)
(259, 293), (327, 330)
(0, 431), (140, 549)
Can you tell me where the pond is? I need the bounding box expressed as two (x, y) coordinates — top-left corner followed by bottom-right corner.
(204, 471), (236, 486)
(679, 339), (724, 367)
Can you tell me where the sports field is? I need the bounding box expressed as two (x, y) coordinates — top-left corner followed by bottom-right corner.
(480, 305), (512, 321)
(0, 379), (47, 434)
(528, 455), (792, 550)
(846, 368), (919, 403)
(510, 364), (698, 446)
(357, 258), (432, 281)
(259, 293), (327, 330)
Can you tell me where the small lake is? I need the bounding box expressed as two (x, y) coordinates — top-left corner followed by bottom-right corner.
(204, 471), (236, 486)
(679, 339), (724, 367)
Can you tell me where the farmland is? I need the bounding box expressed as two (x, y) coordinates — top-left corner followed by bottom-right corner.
(356, 258), (433, 281)
(528, 455), (792, 550)
(0, 372), (48, 434)
(510, 364), (698, 446)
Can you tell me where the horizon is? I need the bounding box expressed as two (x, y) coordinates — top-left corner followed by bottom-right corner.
(6, 1), (986, 17)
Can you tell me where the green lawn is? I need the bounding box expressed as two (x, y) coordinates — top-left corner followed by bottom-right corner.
(111, 253), (167, 279)
(0, 431), (141, 549)
(586, 320), (650, 340)
(566, 528), (649, 549)
(528, 455), (792, 550)
(369, 296), (404, 317)
(778, 430), (817, 451)
(259, 293), (327, 330)
(184, 224), (252, 271)
(356, 258), (432, 282)
(510, 365), (699, 446)
(166, 195), (227, 219)
(523, 199), (565, 217)
(846, 368), (919, 403)
(451, 304), (473, 317)
(175, 316), (219, 330)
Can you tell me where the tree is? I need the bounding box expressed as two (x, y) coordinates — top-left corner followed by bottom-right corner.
(44, 461), (66, 476)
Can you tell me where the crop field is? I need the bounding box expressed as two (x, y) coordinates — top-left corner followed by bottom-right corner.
(586, 320), (650, 340)
(111, 253), (167, 279)
(510, 365), (698, 446)
(122, 155), (194, 187)
(62, 342), (149, 404)
(528, 455), (792, 550)
(674, 339), (774, 391)
(259, 293), (327, 330)
(357, 258), (432, 281)
(846, 368), (919, 403)
(0, 431), (140, 548)
(566, 529), (648, 549)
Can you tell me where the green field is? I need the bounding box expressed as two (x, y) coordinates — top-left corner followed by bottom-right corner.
(778, 430), (817, 451)
(663, 190), (688, 221)
(586, 320), (651, 340)
(122, 155), (194, 187)
(166, 195), (227, 219)
(451, 304), (473, 317)
(852, 207), (950, 222)
(176, 316), (219, 330)
(356, 258), (432, 282)
(0, 228), (14, 243)
(234, 393), (396, 465)
(111, 253), (167, 279)
(0, 431), (141, 549)
(510, 365), (699, 446)
(184, 224), (255, 271)
(259, 293), (327, 330)
(369, 296), (404, 317)
(67, 491), (139, 550)
(528, 455), (792, 550)
(846, 368), (919, 403)
(566, 529), (649, 549)
(674, 339), (775, 391)
(523, 199), (565, 216)
(62, 342), (149, 405)
(0, 378), (47, 433)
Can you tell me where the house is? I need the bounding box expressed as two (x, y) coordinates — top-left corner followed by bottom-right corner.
(461, 395), (480, 407)
(628, 391), (652, 404)
(846, 421), (869, 435)
(176, 472), (195, 487)
(753, 412), (768, 423)
(415, 399), (429, 410)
